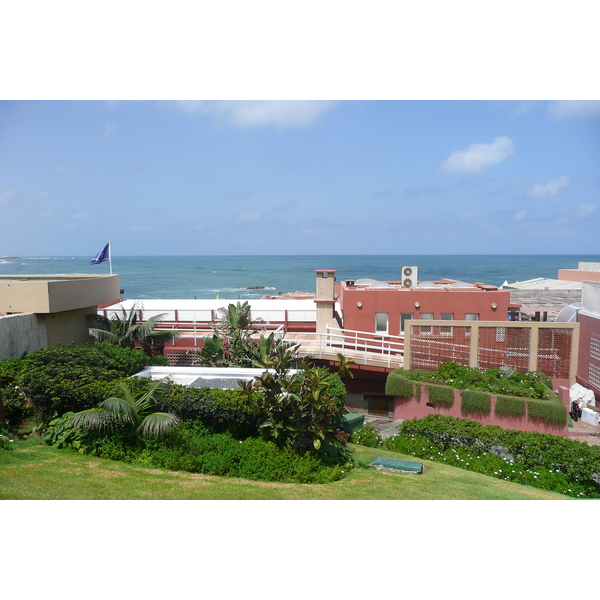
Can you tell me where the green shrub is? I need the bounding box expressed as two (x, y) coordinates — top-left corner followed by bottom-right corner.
(526, 399), (567, 426)
(18, 343), (163, 425)
(494, 394), (526, 418)
(387, 361), (556, 401)
(391, 414), (600, 497)
(460, 389), (491, 416)
(425, 383), (454, 407)
(385, 370), (416, 398)
(350, 424), (383, 448)
(153, 384), (259, 438)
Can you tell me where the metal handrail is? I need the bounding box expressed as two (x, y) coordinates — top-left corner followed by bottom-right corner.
(284, 327), (404, 368)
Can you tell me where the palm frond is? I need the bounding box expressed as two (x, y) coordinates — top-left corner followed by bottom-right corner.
(88, 328), (120, 344)
(99, 397), (137, 425)
(133, 379), (171, 416)
(67, 408), (113, 431)
(138, 412), (181, 438)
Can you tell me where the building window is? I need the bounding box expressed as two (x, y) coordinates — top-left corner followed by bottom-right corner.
(465, 314), (478, 338)
(375, 312), (389, 335)
(440, 312), (453, 335)
(400, 313), (413, 334)
(420, 312), (433, 334)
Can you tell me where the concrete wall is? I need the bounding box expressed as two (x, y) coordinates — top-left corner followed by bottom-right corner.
(0, 313), (48, 359)
(0, 274), (120, 313)
(45, 306), (96, 346)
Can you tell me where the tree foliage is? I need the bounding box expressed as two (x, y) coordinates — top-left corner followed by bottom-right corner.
(17, 343), (164, 425)
(191, 301), (301, 368)
(87, 304), (180, 354)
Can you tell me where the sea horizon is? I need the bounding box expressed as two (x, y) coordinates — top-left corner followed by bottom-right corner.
(2, 254), (599, 300)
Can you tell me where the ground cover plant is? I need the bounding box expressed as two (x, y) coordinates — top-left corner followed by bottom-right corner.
(1, 436), (568, 500)
(385, 414), (600, 498)
(350, 424), (384, 448)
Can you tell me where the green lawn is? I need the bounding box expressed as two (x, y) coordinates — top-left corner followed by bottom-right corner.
(0, 437), (568, 500)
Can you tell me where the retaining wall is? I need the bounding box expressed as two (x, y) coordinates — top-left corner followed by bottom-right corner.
(392, 384), (570, 436)
(0, 313), (48, 359)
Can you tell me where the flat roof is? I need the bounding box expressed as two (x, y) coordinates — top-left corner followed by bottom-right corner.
(501, 278), (583, 291)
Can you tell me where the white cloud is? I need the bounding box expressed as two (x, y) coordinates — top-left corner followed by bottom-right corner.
(237, 212), (262, 222)
(176, 100), (335, 128)
(0, 188), (15, 205)
(513, 210), (526, 221)
(440, 136), (515, 173)
(575, 203), (597, 217)
(547, 101), (600, 119)
(528, 176), (571, 198)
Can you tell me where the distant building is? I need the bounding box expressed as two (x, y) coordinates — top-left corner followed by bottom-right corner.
(0, 274), (120, 358)
(577, 280), (600, 399)
(317, 267), (516, 336)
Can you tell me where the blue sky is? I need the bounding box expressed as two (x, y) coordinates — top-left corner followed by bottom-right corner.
(1, 100), (599, 256)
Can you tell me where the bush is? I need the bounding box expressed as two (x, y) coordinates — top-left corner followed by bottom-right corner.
(387, 362), (556, 401)
(350, 424), (383, 448)
(385, 371), (417, 398)
(153, 384), (259, 438)
(425, 383), (454, 407)
(526, 398), (567, 426)
(389, 415), (600, 498)
(18, 343), (163, 425)
(460, 390), (491, 416)
(494, 394), (526, 418)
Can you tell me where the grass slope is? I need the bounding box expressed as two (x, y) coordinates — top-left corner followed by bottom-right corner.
(0, 438), (567, 500)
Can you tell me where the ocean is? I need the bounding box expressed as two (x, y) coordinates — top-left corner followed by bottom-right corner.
(1, 255), (599, 300)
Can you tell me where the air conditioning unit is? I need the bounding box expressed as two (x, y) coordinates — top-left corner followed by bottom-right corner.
(401, 266), (418, 288)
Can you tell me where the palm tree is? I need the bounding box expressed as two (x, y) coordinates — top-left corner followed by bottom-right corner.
(67, 379), (181, 439)
(87, 304), (180, 354)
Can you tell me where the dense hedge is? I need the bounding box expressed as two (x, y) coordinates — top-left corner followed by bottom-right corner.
(13, 343), (166, 424)
(494, 394), (527, 418)
(386, 415), (600, 497)
(152, 384), (260, 438)
(526, 398), (567, 426)
(425, 383), (454, 407)
(460, 389), (491, 416)
(385, 371), (416, 398)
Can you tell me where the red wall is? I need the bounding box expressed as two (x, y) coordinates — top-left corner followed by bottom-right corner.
(339, 283), (511, 335)
(392, 384), (571, 436)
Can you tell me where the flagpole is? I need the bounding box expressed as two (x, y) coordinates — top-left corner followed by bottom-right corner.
(108, 240), (113, 275)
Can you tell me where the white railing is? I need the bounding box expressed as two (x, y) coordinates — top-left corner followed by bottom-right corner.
(284, 326), (404, 368)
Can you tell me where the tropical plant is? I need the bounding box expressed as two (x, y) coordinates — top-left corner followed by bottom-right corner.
(67, 379), (181, 439)
(239, 348), (346, 453)
(191, 301), (300, 368)
(87, 304), (180, 354)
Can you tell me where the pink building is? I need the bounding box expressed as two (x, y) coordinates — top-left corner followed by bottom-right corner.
(328, 267), (518, 336)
